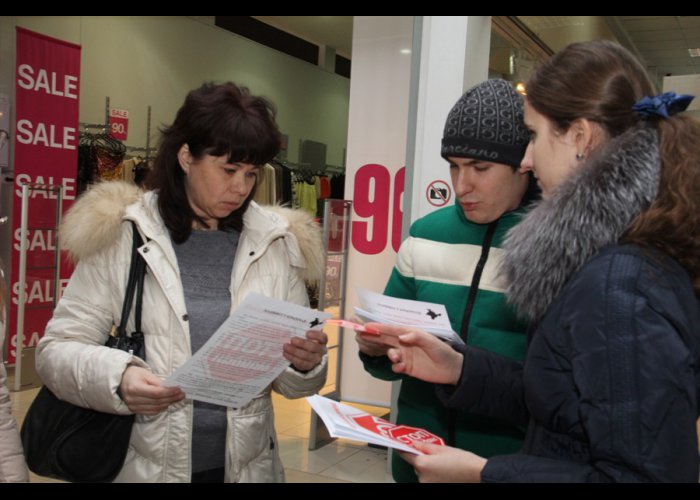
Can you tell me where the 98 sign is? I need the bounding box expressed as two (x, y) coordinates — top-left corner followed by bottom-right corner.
(351, 164), (405, 255)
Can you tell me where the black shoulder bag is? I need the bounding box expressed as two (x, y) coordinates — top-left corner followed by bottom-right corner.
(21, 221), (147, 483)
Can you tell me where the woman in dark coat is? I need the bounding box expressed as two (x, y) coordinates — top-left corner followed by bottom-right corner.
(367, 40), (700, 483)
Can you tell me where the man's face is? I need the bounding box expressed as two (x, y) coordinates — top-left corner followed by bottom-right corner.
(447, 156), (529, 224)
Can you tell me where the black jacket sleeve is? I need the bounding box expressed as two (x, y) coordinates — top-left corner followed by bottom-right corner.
(436, 343), (529, 427)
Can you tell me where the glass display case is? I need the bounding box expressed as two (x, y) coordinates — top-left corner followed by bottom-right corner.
(309, 198), (352, 449)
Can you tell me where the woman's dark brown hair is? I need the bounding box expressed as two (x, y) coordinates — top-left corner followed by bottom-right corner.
(624, 115), (700, 295)
(525, 40), (655, 138)
(526, 40), (700, 295)
(146, 82), (281, 243)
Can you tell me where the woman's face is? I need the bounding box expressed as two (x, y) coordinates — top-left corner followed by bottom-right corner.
(520, 100), (579, 199)
(179, 145), (258, 229)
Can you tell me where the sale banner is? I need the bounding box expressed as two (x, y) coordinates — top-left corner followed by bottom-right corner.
(8, 28), (80, 364)
(109, 107), (128, 141)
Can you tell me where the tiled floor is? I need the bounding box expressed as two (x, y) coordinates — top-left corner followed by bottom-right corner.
(7, 372), (393, 483)
(272, 393), (394, 483)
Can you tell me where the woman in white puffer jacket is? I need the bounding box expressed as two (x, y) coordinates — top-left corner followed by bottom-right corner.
(0, 260), (29, 483)
(37, 82), (327, 483)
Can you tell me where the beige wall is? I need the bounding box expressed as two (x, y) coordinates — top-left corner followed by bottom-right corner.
(0, 16), (350, 167)
(519, 16), (617, 53)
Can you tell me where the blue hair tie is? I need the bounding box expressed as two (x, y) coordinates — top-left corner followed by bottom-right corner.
(632, 92), (695, 119)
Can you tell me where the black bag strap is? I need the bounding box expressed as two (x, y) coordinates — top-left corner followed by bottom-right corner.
(133, 237), (146, 334)
(113, 222), (145, 339)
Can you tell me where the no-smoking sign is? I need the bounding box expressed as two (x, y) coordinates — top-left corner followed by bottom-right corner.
(426, 180), (452, 207)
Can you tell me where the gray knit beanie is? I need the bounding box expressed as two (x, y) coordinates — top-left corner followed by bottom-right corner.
(441, 79), (529, 168)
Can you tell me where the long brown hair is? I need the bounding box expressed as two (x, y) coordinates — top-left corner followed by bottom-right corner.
(526, 40), (700, 296)
(526, 40), (655, 138)
(623, 115), (700, 294)
(146, 82), (281, 243)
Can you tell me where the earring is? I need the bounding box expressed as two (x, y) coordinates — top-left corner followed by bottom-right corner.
(576, 153), (585, 160)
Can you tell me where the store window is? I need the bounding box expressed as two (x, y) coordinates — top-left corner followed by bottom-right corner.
(490, 17), (553, 89)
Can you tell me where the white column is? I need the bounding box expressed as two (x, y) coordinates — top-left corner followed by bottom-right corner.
(341, 16), (414, 406)
(340, 16), (491, 408)
(404, 16), (491, 231)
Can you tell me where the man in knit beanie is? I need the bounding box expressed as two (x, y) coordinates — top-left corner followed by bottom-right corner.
(442, 79), (528, 169)
(358, 79), (537, 482)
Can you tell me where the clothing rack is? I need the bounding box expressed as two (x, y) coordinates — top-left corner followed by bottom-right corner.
(125, 146), (156, 158)
(77, 122), (127, 194)
(282, 160), (343, 176)
(288, 162), (317, 184)
(261, 158), (345, 213)
(124, 106), (154, 160)
(79, 122), (110, 132)
(325, 165), (344, 175)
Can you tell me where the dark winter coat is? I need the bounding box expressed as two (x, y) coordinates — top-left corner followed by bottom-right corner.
(438, 125), (700, 482)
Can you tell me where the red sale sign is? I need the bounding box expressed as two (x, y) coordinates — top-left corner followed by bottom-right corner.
(8, 28), (80, 364)
(109, 107), (128, 141)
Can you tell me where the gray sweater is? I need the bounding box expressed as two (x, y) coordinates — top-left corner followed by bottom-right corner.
(174, 228), (240, 473)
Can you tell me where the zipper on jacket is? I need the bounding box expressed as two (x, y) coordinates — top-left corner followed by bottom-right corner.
(448, 220), (498, 446)
(459, 220), (498, 342)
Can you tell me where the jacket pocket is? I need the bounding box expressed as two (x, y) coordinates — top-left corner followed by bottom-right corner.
(228, 399), (283, 482)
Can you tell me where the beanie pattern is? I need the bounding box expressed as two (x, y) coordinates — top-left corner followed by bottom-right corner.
(441, 79), (529, 168)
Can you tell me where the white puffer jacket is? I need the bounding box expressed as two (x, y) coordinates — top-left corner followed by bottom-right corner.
(0, 320), (29, 483)
(36, 181), (327, 483)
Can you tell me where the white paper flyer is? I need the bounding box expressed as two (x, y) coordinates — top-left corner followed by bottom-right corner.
(353, 287), (463, 344)
(164, 292), (331, 407)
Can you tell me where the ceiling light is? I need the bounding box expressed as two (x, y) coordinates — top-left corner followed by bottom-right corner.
(689, 48), (700, 58)
(516, 82), (526, 95)
(400, 49), (411, 55)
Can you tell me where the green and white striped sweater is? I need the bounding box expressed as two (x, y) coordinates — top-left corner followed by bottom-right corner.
(361, 201), (530, 483)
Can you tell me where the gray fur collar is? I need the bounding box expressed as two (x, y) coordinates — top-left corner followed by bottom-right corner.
(500, 125), (661, 322)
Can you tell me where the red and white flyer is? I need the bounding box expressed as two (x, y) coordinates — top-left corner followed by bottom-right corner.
(164, 293), (331, 407)
(306, 395), (444, 454)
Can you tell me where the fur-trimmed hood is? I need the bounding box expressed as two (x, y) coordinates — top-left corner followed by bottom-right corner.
(60, 181), (324, 281)
(60, 181), (143, 262)
(262, 204), (325, 282)
(500, 125), (661, 322)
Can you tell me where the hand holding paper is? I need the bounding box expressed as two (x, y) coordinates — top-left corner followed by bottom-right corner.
(368, 324), (465, 385)
(354, 288), (464, 345)
(354, 326), (392, 358)
(164, 293), (331, 407)
(326, 319), (379, 334)
(306, 395), (444, 455)
(283, 328), (328, 372)
(398, 441), (487, 483)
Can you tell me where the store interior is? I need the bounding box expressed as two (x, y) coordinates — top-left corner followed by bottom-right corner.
(1, 16), (699, 483)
